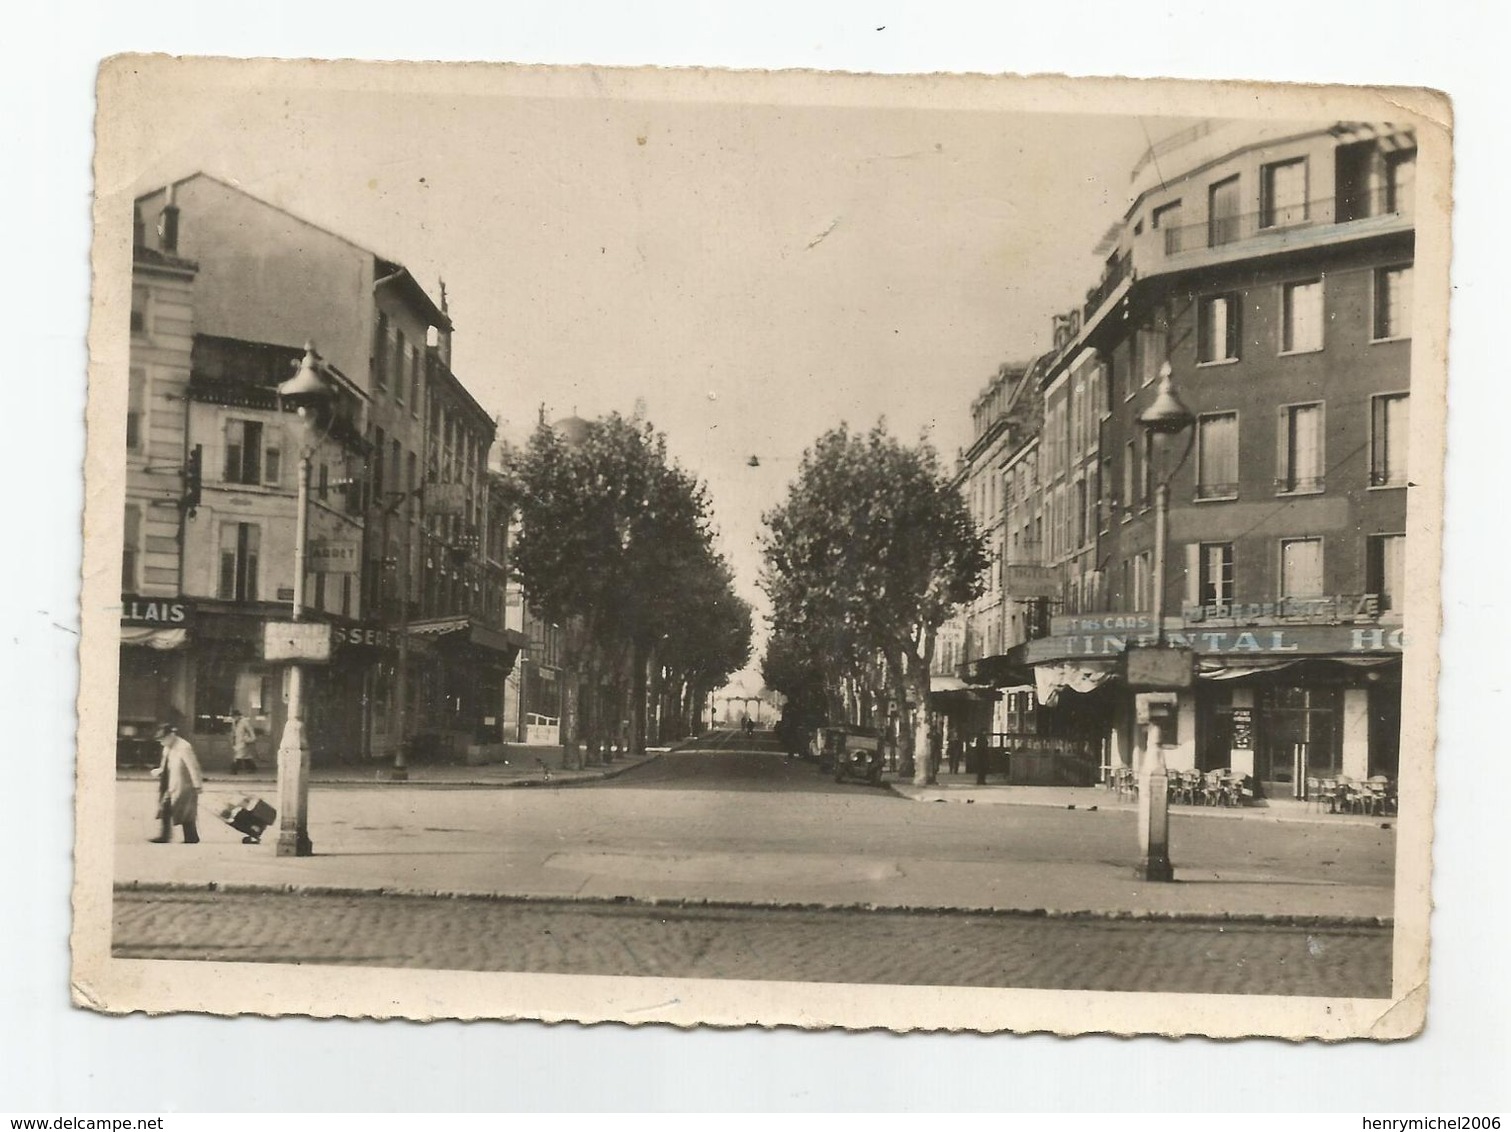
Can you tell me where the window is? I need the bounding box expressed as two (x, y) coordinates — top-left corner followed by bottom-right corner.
(127, 368), (146, 450)
(122, 505), (141, 592)
(1133, 551), (1152, 611)
(1074, 479), (1088, 548)
(1280, 538), (1323, 600)
(1281, 279), (1324, 353)
(1374, 265), (1413, 340)
(1278, 402), (1324, 493)
(217, 522), (261, 602)
(1385, 149), (1415, 214)
(130, 285), (148, 335)
(224, 420), (263, 485)
(1136, 326), (1164, 387)
(1371, 393), (1410, 487)
(313, 571), (326, 613)
(1196, 542), (1234, 607)
(1196, 412), (1239, 500)
(1260, 158), (1307, 228)
(410, 346), (422, 413)
(392, 329), (407, 398)
(341, 574), (353, 618)
(1208, 175), (1241, 247)
(1152, 199), (1183, 255)
(1367, 534), (1406, 615)
(373, 311), (389, 390)
(373, 426), (386, 499)
(1197, 294), (1240, 363)
(1123, 440), (1137, 516)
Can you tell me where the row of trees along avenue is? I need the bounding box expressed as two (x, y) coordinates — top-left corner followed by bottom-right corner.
(503, 413), (753, 770)
(761, 423), (987, 785)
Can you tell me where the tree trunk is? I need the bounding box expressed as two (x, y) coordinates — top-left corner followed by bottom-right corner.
(629, 638), (648, 757)
(912, 628), (938, 787)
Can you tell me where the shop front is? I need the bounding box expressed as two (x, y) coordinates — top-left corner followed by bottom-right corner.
(408, 616), (525, 762)
(1022, 615), (1405, 800)
(117, 596), (193, 766)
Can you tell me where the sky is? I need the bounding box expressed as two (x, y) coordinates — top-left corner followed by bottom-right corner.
(110, 62), (1202, 695)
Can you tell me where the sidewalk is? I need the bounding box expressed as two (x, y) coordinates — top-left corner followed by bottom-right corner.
(117, 746), (670, 789)
(886, 769), (1395, 828)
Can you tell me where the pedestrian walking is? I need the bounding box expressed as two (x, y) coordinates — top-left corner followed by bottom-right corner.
(928, 725), (943, 780)
(972, 732), (989, 786)
(149, 722), (203, 844)
(946, 732), (963, 776)
(229, 709), (259, 774)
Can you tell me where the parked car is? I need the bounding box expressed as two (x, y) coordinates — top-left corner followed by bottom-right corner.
(820, 724), (884, 785)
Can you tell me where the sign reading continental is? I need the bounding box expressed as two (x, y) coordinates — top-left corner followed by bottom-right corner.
(1028, 622), (1405, 662)
(309, 539), (360, 574)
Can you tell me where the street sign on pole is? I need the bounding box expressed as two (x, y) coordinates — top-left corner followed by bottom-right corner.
(263, 621), (333, 663)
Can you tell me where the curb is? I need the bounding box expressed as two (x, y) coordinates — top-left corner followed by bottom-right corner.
(113, 879), (1393, 930)
(120, 752), (665, 792)
(889, 789), (1397, 829)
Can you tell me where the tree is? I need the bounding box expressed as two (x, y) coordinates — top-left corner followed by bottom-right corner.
(761, 422), (987, 785)
(504, 412), (751, 765)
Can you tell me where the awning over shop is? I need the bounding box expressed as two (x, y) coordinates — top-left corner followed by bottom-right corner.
(119, 626), (188, 650)
(929, 673), (1000, 702)
(1035, 660), (1116, 706)
(960, 651), (1036, 689)
(408, 617), (527, 664)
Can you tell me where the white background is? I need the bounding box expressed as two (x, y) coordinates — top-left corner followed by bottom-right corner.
(4, 0), (1506, 1113)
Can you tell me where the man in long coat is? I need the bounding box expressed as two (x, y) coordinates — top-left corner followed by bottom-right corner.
(150, 722), (203, 844)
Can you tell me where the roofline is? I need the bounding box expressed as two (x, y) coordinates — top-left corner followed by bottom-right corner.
(428, 349), (497, 437)
(136, 172), (451, 327)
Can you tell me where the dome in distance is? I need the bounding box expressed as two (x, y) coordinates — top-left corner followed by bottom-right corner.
(551, 415), (592, 448)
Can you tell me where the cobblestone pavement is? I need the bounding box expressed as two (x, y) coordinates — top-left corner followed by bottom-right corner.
(112, 888), (1391, 997)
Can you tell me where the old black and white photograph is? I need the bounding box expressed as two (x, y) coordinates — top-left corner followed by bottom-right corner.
(73, 57), (1448, 1038)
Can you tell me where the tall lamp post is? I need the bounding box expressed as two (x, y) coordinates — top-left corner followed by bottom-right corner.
(273, 343), (333, 857)
(1134, 361), (1196, 883)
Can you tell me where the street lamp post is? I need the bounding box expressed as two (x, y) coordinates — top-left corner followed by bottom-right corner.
(1134, 361), (1196, 883)
(273, 343), (333, 858)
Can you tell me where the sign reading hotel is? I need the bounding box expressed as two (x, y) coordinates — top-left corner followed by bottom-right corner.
(262, 621), (334, 663)
(308, 539), (360, 574)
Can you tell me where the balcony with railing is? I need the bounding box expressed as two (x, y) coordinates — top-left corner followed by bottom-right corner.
(1144, 186), (1412, 275)
(1082, 251), (1133, 325)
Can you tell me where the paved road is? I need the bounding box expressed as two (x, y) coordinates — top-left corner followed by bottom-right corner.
(115, 739), (1396, 919)
(112, 888), (1391, 996)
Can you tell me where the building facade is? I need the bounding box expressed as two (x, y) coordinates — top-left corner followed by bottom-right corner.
(123, 174), (519, 768)
(960, 120), (1413, 798)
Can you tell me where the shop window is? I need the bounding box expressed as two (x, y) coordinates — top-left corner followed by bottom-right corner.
(218, 521), (260, 602)
(1196, 412), (1239, 500)
(1367, 533), (1406, 615)
(1278, 402), (1325, 494)
(1374, 265), (1413, 341)
(1370, 393), (1410, 487)
(122, 504), (141, 592)
(1197, 294), (1240, 364)
(193, 656), (240, 734)
(1280, 538), (1323, 599)
(1260, 157), (1308, 228)
(1281, 279), (1324, 354)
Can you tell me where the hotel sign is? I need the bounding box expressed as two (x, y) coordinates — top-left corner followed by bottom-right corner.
(1028, 623), (1405, 661)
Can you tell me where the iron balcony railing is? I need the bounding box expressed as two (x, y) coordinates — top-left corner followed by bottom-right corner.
(1159, 187), (1412, 259)
(1083, 251), (1133, 323)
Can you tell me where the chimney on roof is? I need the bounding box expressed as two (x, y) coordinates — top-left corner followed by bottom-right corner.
(158, 184), (181, 254)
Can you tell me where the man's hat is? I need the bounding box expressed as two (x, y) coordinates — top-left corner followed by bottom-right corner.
(154, 722), (176, 739)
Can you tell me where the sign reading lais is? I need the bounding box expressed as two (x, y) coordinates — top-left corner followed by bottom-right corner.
(120, 596), (190, 626)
